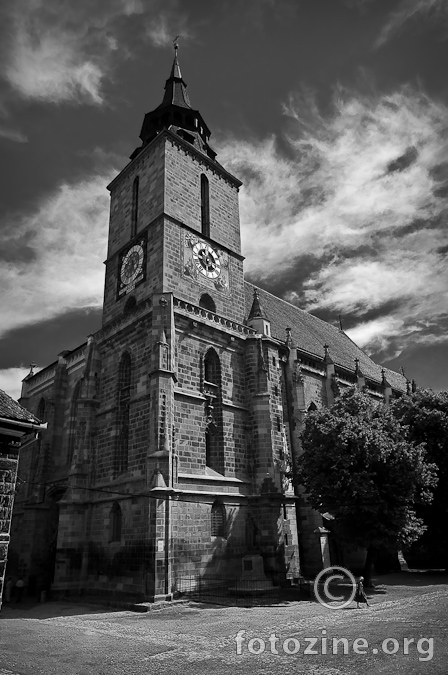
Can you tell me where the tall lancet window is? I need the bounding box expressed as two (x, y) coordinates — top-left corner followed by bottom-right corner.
(67, 380), (82, 464)
(200, 174), (210, 237)
(109, 502), (122, 542)
(203, 348), (224, 474)
(116, 352), (131, 475)
(131, 176), (139, 238)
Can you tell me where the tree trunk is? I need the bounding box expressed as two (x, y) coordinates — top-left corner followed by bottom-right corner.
(363, 546), (375, 587)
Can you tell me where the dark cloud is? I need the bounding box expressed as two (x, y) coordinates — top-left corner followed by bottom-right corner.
(390, 217), (442, 238)
(0, 231), (37, 264)
(381, 341), (448, 390)
(437, 244), (448, 257)
(0, 308), (102, 369)
(386, 145), (418, 174)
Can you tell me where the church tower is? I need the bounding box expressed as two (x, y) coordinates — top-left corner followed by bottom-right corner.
(91, 46), (264, 600)
(102, 43), (245, 327)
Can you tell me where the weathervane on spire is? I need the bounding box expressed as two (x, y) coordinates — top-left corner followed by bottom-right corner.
(173, 35), (181, 52)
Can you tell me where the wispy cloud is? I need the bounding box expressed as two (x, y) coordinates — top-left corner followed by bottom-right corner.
(0, 367), (31, 401)
(146, 12), (193, 48)
(376, 0), (448, 46)
(0, 169), (115, 338)
(0, 126), (27, 142)
(218, 84), (448, 358)
(1, 0), (168, 106)
(3, 1), (112, 104)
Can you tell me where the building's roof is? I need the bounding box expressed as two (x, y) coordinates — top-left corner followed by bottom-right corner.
(0, 388), (41, 424)
(244, 282), (407, 392)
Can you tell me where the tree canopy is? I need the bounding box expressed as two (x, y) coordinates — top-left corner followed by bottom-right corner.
(390, 389), (448, 568)
(299, 388), (438, 578)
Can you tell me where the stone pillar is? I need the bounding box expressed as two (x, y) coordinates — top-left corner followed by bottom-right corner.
(146, 292), (177, 600)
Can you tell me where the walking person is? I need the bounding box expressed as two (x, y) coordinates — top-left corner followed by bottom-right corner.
(15, 577), (25, 602)
(354, 576), (370, 608)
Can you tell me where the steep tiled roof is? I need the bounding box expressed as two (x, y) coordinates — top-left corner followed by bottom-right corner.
(244, 282), (407, 392)
(0, 389), (41, 424)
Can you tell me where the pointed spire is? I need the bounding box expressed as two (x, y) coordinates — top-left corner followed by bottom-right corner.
(323, 344), (333, 364)
(248, 289), (266, 320)
(160, 40), (191, 109)
(170, 37), (182, 79)
(247, 288), (271, 337)
(134, 41), (220, 161)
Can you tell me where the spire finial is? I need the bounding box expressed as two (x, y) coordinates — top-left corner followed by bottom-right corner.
(173, 35), (180, 52)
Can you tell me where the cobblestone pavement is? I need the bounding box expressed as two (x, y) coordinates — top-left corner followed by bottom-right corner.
(0, 575), (447, 675)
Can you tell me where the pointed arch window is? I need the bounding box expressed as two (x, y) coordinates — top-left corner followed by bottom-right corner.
(67, 380), (82, 464)
(308, 402), (318, 412)
(131, 176), (139, 238)
(204, 348), (220, 385)
(200, 174), (210, 237)
(203, 348), (224, 474)
(211, 500), (226, 537)
(116, 353), (131, 475)
(110, 502), (122, 542)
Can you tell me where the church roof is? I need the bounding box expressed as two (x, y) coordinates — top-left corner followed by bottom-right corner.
(244, 282), (407, 392)
(0, 388), (41, 424)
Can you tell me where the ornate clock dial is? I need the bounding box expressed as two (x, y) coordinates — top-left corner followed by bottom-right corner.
(192, 242), (221, 279)
(120, 244), (144, 285)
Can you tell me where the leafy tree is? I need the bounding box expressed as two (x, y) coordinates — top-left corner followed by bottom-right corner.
(391, 389), (448, 571)
(299, 388), (437, 585)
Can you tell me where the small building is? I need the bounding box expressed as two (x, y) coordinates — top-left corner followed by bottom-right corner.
(0, 388), (46, 609)
(10, 48), (408, 601)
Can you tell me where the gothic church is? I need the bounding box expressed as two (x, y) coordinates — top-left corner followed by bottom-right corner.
(11, 49), (408, 601)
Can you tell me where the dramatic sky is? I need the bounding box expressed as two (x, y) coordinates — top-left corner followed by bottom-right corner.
(1, 0), (447, 400)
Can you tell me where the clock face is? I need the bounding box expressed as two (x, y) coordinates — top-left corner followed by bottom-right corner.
(192, 242), (221, 279)
(120, 244), (144, 285)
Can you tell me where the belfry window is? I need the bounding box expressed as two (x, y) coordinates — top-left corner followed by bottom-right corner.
(200, 174), (210, 237)
(211, 500), (226, 537)
(116, 352), (131, 475)
(131, 177), (139, 238)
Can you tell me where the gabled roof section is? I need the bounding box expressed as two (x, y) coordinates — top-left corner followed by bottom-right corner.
(244, 282), (407, 392)
(0, 388), (41, 424)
